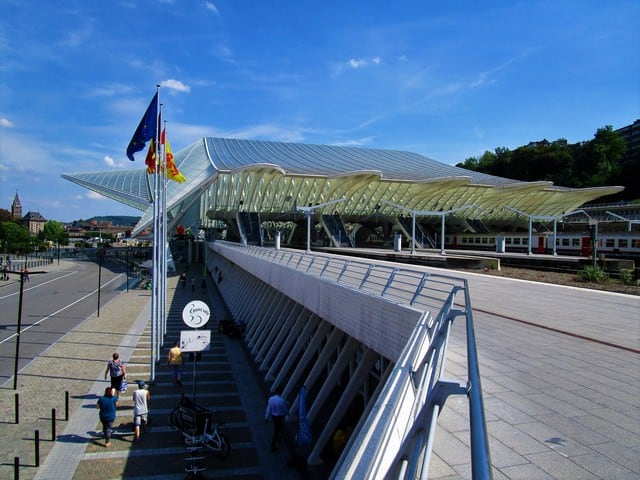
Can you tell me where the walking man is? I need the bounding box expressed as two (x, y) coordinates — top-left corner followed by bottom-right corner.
(167, 341), (183, 387)
(132, 381), (150, 441)
(265, 386), (289, 451)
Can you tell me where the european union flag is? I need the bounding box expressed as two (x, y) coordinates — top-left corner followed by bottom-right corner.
(298, 385), (312, 445)
(126, 92), (158, 161)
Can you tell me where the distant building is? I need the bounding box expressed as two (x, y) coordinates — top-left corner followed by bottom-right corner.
(615, 118), (640, 168)
(22, 211), (47, 236)
(11, 192), (22, 220)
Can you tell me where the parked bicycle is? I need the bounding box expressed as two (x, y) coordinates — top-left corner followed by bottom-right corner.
(169, 394), (231, 459)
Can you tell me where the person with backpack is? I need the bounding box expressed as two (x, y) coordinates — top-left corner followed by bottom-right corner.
(104, 352), (127, 397)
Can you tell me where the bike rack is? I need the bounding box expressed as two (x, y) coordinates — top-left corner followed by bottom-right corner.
(169, 394), (231, 473)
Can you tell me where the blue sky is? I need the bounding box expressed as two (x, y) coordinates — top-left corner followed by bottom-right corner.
(1, 0), (638, 223)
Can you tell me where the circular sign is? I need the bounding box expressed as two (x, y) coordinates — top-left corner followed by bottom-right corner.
(182, 300), (210, 328)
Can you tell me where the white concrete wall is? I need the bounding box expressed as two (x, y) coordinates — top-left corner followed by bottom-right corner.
(212, 242), (423, 362)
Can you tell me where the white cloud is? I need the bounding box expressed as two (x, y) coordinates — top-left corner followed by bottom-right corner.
(333, 56), (383, 76)
(205, 1), (218, 14)
(88, 83), (133, 97)
(0, 117), (14, 127)
(87, 191), (107, 200)
(161, 79), (191, 93)
(332, 136), (376, 147)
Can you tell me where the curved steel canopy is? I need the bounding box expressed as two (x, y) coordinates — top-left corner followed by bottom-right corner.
(62, 137), (623, 236)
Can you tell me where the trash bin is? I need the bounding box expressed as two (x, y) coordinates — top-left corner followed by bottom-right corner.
(496, 236), (505, 253)
(394, 234), (402, 252)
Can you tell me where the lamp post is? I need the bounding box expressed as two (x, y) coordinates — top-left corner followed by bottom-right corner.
(12, 268), (46, 390)
(296, 198), (347, 253)
(381, 201), (485, 255)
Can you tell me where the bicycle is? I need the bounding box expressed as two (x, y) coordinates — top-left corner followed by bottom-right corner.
(169, 395), (231, 459)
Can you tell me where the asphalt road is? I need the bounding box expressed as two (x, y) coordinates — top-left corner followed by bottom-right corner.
(0, 258), (129, 386)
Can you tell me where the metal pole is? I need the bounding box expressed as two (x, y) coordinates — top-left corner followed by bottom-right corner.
(306, 211), (313, 253)
(440, 214), (446, 255)
(13, 273), (25, 390)
(126, 247), (129, 292)
(34, 430), (40, 467)
(15, 393), (19, 423)
(97, 253), (102, 317)
(552, 219), (558, 256)
(64, 390), (69, 421)
(592, 223), (598, 268)
(51, 408), (56, 441)
(192, 354), (197, 401)
(411, 212), (416, 255)
(527, 217), (533, 255)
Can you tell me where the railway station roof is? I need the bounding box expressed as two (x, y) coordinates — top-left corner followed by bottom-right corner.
(62, 137), (623, 235)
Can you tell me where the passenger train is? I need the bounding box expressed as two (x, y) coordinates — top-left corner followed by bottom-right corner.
(445, 232), (640, 258)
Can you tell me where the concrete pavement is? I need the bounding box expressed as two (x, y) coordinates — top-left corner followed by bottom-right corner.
(1, 261), (302, 480)
(1, 255), (638, 479)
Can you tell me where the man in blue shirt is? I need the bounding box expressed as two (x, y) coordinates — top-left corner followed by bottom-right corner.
(265, 386), (289, 451)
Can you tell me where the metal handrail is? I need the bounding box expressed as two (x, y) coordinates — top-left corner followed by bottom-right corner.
(218, 243), (492, 479)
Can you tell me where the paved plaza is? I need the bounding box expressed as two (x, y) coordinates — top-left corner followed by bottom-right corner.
(0, 256), (638, 479)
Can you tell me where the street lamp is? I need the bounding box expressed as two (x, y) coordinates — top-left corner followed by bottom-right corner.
(381, 200), (485, 255)
(296, 198), (347, 253)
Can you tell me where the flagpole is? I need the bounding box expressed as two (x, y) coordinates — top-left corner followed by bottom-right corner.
(161, 120), (168, 346)
(150, 85), (161, 384)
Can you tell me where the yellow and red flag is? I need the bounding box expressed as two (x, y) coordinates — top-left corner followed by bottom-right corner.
(162, 130), (185, 183)
(143, 129), (186, 183)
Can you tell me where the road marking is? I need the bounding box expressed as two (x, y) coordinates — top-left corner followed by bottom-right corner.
(0, 270), (78, 300)
(0, 273), (124, 345)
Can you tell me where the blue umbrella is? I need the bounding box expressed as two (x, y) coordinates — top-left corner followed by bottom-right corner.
(298, 386), (312, 445)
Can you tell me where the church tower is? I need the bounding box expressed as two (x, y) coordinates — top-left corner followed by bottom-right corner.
(11, 192), (22, 220)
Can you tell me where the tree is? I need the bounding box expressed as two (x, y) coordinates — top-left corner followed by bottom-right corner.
(0, 221), (30, 253)
(455, 125), (632, 197)
(586, 126), (626, 184)
(0, 209), (13, 223)
(41, 220), (70, 246)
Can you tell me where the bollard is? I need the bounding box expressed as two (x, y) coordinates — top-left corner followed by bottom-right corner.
(35, 430), (40, 467)
(14, 456), (19, 480)
(65, 391), (69, 421)
(15, 393), (19, 424)
(51, 408), (56, 441)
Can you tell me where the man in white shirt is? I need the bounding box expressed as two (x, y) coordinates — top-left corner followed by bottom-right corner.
(132, 380), (150, 441)
(265, 386), (288, 451)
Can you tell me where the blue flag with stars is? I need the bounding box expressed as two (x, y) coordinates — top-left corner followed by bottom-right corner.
(126, 92), (158, 161)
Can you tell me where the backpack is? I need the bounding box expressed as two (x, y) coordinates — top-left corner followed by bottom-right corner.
(109, 360), (122, 377)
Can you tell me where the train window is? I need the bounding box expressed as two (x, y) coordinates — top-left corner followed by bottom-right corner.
(461, 237), (467, 244)
(475, 237), (481, 244)
(506, 238), (512, 244)
(572, 238), (580, 246)
(522, 238), (528, 245)
(618, 239), (628, 248)
(562, 238), (570, 246)
(632, 239), (640, 249)
(605, 239), (615, 248)
(513, 238), (521, 245)
(481, 237), (488, 244)
(489, 237), (495, 244)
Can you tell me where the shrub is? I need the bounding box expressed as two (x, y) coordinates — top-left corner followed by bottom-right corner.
(580, 265), (608, 283)
(618, 268), (634, 285)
